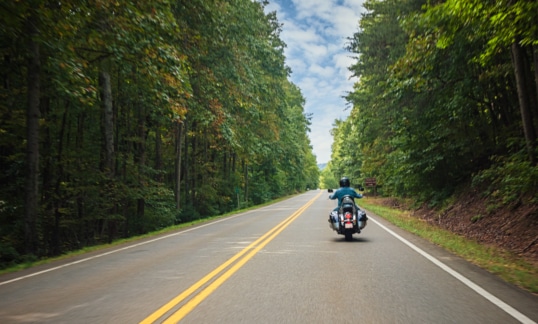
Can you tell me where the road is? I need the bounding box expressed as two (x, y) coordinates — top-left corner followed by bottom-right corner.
(1, 190), (537, 323)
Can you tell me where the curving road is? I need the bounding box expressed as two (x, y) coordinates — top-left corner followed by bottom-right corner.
(1, 190), (537, 323)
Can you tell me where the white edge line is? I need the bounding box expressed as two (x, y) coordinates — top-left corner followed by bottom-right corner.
(0, 194), (304, 286)
(0, 211), (253, 287)
(368, 216), (536, 324)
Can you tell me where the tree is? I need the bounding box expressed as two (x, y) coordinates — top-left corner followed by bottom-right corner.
(339, 0), (536, 203)
(429, 0), (538, 164)
(24, 10), (41, 255)
(0, 0), (317, 266)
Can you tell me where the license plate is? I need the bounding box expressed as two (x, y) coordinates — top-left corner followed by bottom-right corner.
(345, 223), (353, 229)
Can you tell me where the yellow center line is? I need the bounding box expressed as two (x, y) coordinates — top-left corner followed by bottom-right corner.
(140, 192), (322, 324)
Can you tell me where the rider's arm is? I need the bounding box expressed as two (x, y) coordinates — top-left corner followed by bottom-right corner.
(329, 189), (340, 200)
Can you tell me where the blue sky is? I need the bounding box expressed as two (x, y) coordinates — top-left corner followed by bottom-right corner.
(264, 0), (366, 164)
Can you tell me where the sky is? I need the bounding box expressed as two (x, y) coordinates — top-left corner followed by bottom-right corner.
(263, 0), (366, 164)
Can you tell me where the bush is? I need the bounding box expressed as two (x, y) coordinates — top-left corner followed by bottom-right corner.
(472, 152), (538, 205)
(177, 203), (200, 223)
(0, 241), (21, 269)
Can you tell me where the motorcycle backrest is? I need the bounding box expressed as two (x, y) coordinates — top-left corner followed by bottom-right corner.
(340, 195), (355, 212)
(342, 195), (354, 204)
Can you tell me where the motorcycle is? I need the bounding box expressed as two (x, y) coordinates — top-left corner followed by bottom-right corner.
(328, 195), (367, 241)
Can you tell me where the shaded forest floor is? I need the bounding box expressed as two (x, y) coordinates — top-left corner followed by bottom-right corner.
(375, 189), (538, 267)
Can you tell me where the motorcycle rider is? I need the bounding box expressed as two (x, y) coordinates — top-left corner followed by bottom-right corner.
(328, 176), (367, 227)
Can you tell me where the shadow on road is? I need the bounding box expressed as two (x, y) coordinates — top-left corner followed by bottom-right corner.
(331, 237), (370, 243)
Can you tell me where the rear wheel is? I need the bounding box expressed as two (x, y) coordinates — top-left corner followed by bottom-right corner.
(345, 232), (353, 241)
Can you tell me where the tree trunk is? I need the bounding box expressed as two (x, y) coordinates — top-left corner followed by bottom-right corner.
(99, 71), (115, 175)
(175, 121), (184, 210)
(155, 122), (163, 182)
(24, 17), (41, 255)
(41, 98), (52, 254)
(51, 101), (69, 255)
(532, 45), (538, 130)
(99, 71), (116, 240)
(75, 109), (87, 242)
(243, 160), (248, 203)
(232, 152), (236, 174)
(525, 45), (538, 141)
(184, 119), (189, 208)
(191, 121), (197, 205)
(135, 99), (146, 233)
(511, 42), (536, 164)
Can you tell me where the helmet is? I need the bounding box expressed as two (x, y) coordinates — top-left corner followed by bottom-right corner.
(339, 177), (350, 187)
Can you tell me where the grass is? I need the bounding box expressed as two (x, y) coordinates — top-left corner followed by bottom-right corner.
(360, 198), (538, 294)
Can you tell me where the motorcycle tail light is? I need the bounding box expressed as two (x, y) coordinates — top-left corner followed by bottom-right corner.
(345, 212), (352, 220)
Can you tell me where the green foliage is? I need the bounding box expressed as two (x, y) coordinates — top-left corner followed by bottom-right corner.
(333, 0), (537, 207)
(319, 162), (339, 189)
(0, 0), (318, 266)
(0, 241), (20, 269)
(472, 150), (538, 206)
(177, 204), (201, 224)
(137, 185), (178, 232)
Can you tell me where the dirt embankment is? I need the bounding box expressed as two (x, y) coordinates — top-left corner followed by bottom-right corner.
(376, 191), (538, 265)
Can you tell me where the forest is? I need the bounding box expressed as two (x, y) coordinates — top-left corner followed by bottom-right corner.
(0, 0), (320, 267)
(322, 0), (538, 208)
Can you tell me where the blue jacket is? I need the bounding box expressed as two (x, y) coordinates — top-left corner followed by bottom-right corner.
(329, 187), (363, 207)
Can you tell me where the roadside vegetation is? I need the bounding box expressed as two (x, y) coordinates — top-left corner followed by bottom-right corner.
(321, 0), (537, 205)
(0, 1), (319, 270)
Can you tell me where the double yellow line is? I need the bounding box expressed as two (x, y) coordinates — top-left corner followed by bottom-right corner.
(140, 191), (322, 324)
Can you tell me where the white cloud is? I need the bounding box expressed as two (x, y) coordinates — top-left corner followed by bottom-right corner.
(265, 0), (365, 163)
(284, 24), (321, 45)
(292, 0), (336, 19)
(333, 52), (357, 81)
(309, 64), (335, 78)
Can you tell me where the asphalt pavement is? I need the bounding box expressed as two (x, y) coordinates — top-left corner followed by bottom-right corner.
(0, 190), (537, 323)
